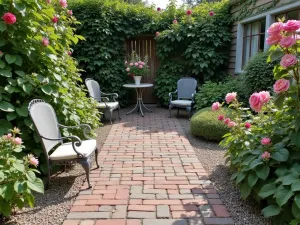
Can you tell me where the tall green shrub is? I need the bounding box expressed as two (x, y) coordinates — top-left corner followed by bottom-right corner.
(0, 0), (100, 174)
(243, 51), (277, 96)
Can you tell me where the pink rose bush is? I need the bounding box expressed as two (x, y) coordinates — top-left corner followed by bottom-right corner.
(59, 0), (68, 8)
(0, 128), (43, 216)
(125, 52), (149, 77)
(211, 102), (221, 111)
(218, 20), (300, 223)
(225, 92), (236, 104)
(42, 37), (50, 46)
(209, 11), (215, 16)
(187, 10), (192, 15)
(52, 16), (59, 23)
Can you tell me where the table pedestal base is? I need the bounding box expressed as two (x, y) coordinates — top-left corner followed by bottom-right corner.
(126, 88), (153, 117)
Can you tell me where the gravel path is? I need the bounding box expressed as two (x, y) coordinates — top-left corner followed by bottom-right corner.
(4, 121), (112, 225)
(177, 113), (270, 225)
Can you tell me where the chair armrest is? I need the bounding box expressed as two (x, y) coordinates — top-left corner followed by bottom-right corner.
(169, 90), (178, 103)
(58, 124), (92, 140)
(101, 91), (118, 102)
(40, 135), (85, 158)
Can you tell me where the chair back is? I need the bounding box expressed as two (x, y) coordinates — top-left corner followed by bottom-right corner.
(28, 99), (62, 155)
(85, 78), (101, 102)
(177, 77), (197, 99)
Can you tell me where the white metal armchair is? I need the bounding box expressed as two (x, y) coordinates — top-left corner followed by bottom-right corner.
(28, 99), (99, 189)
(169, 77), (197, 120)
(85, 78), (121, 124)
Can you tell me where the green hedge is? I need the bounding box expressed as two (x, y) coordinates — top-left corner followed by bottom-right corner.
(190, 107), (232, 141)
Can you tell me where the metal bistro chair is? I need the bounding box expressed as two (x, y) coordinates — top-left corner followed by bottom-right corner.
(85, 78), (121, 124)
(169, 77), (197, 120)
(28, 99), (99, 189)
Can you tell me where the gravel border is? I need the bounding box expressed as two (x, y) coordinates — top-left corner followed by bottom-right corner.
(177, 113), (270, 225)
(4, 121), (112, 225)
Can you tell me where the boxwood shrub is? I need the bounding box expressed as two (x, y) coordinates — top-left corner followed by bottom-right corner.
(190, 107), (233, 141)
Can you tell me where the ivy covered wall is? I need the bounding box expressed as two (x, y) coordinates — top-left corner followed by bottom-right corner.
(70, 0), (232, 106)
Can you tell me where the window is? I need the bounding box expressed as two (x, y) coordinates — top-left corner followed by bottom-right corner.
(276, 9), (300, 21)
(242, 19), (266, 67)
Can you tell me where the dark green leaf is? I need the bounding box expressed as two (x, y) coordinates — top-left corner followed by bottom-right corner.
(290, 132), (300, 148)
(274, 94), (285, 108)
(256, 165), (270, 180)
(248, 172), (258, 187)
(41, 85), (52, 95)
(262, 205), (281, 218)
(0, 119), (12, 135)
(0, 101), (15, 112)
(236, 172), (246, 184)
(6, 112), (17, 121)
(240, 181), (251, 199)
(14, 55), (23, 66)
(258, 183), (276, 199)
(16, 105), (28, 117)
(0, 22), (7, 32)
(295, 194), (300, 208)
(292, 181), (300, 192)
(275, 187), (293, 207)
(0, 69), (12, 77)
(272, 148), (289, 162)
(5, 54), (16, 64)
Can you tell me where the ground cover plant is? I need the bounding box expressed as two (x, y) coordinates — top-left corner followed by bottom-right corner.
(0, 0), (100, 174)
(213, 20), (300, 224)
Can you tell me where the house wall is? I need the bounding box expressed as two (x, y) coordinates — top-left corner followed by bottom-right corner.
(228, 0), (294, 75)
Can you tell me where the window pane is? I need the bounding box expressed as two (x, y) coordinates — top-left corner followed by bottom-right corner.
(243, 37), (251, 67)
(251, 35), (259, 57)
(287, 10), (299, 20)
(260, 33), (265, 51)
(252, 21), (260, 35)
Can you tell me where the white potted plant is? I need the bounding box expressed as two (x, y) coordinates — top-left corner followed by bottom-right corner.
(125, 52), (149, 85)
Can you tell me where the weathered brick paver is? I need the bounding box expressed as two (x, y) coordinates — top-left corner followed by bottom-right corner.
(63, 109), (233, 225)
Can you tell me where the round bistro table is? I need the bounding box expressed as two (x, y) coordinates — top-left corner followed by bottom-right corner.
(123, 83), (153, 117)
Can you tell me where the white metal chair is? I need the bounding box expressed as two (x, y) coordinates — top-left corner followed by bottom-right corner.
(169, 77), (197, 120)
(85, 78), (121, 124)
(28, 99), (99, 189)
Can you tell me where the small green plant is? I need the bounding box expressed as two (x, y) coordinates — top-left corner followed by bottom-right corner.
(190, 107), (232, 141)
(0, 128), (44, 218)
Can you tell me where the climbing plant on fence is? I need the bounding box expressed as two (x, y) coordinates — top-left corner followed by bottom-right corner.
(70, 0), (232, 106)
(0, 0), (100, 174)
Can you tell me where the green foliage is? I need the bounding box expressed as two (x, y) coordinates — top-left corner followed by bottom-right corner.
(221, 25), (300, 224)
(154, 60), (184, 106)
(190, 107), (232, 141)
(243, 52), (277, 97)
(0, 0), (100, 174)
(195, 76), (248, 110)
(0, 129), (44, 217)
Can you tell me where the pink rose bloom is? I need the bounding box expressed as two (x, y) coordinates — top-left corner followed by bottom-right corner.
(261, 137), (271, 145)
(141, 62), (145, 66)
(28, 154), (39, 167)
(224, 118), (231, 125)
(225, 92), (237, 104)
(266, 35), (282, 45)
(211, 102), (221, 111)
(280, 54), (297, 68)
(245, 122), (251, 129)
(218, 115), (224, 121)
(261, 151), (271, 160)
(42, 37), (49, 46)
(139, 65), (143, 69)
(14, 137), (23, 145)
(68, 51), (72, 56)
(157, 7), (161, 11)
(47, 0), (51, 3)
(267, 22), (283, 35)
(4, 133), (12, 140)
(173, 19), (178, 24)
(273, 78), (290, 94)
(209, 11), (215, 16)
(134, 62), (139, 66)
(59, 0), (67, 8)
(259, 91), (270, 104)
(126, 67), (130, 72)
(249, 93), (262, 112)
(187, 9), (192, 15)
(68, 10), (73, 15)
(228, 121), (236, 128)
(2, 12), (16, 25)
(279, 36), (296, 48)
(129, 62), (133, 66)
(283, 20), (300, 32)
(52, 16), (58, 23)
(156, 32), (160, 37)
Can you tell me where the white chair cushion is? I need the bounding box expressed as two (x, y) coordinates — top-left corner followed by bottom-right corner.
(97, 102), (119, 109)
(49, 139), (96, 160)
(171, 100), (192, 106)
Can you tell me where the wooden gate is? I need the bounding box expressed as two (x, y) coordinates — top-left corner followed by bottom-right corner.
(125, 36), (159, 104)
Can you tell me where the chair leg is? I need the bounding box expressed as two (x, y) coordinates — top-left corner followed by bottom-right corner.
(95, 148), (100, 169)
(109, 109), (113, 124)
(177, 108), (179, 116)
(80, 159), (92, 188)
(45, 162), (51, 190)
(118, 106), (121, 119)
(188, 107), (192, 120)
(169, 105), (172, 118)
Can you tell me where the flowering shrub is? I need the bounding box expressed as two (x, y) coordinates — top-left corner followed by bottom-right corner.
(0, 0), (100, 174)
(125, 52), (149, 77)
(0, 128), (43, 217)
(215, 20), (300, 224)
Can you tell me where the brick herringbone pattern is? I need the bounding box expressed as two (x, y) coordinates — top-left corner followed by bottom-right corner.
(63, 108), (233, 225)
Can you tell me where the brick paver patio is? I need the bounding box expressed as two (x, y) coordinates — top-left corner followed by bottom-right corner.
(63, 108), (234, 225)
